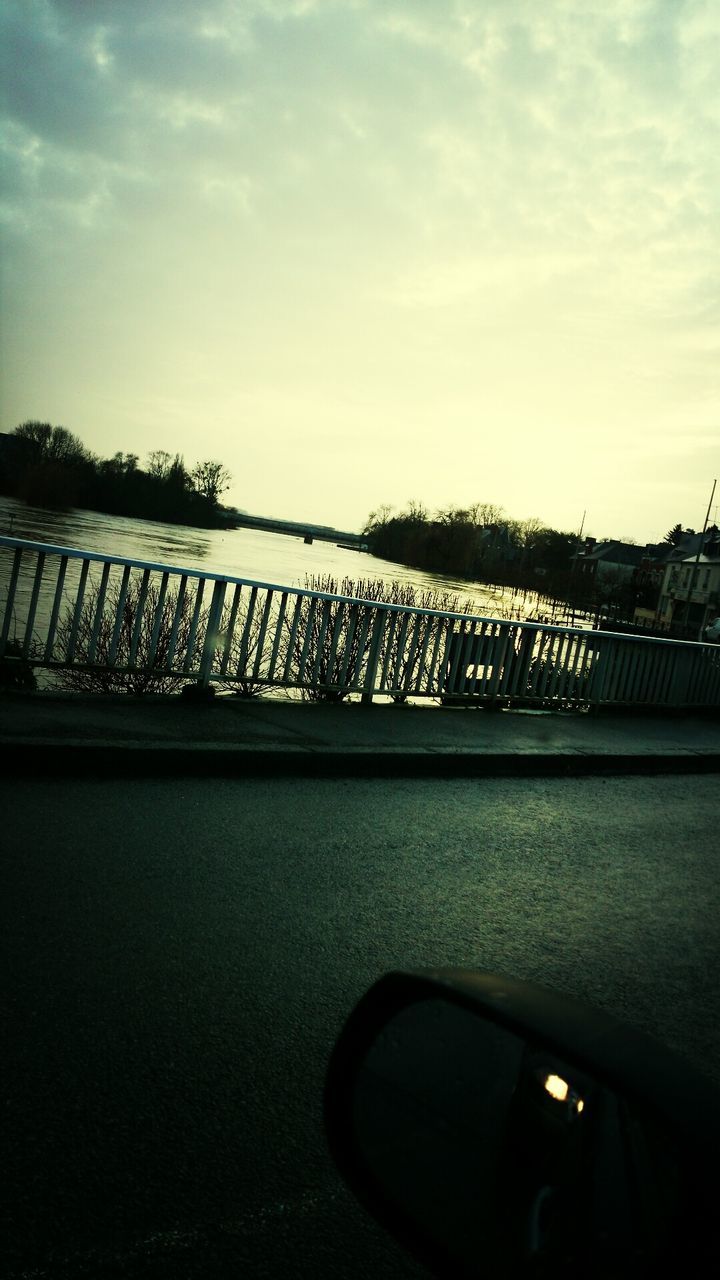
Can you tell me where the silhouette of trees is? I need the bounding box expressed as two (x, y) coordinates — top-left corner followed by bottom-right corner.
(0, 423), (235, 529)
(191, 460), (231, 506)
(14, 421), (90, 467)
(6, 421), (94, 507)
(364, 501), (581, 598)
(664, 523), (695, 546)
(146, 451), (174, 481)
(363, 503), (394, 533)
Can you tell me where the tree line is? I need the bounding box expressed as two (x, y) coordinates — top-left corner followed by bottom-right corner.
(0, 422), (234, 528)
(364, 501), (582, 594)
(363, 502), (705, 620)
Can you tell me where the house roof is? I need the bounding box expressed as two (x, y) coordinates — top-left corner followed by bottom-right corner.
(665, 531), (720, 561)
(578, 540), (644, 567)
(675, 553), (720, 565)
(575, 530), (720, 571)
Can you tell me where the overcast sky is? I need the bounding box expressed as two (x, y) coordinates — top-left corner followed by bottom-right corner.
(1, 0), (718, 542)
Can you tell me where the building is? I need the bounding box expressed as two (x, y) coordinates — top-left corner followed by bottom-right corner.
(574, 539), (644, 587)
(655, 550), (720, 639)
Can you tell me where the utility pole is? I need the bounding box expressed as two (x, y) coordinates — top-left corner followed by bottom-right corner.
(680, 479), (717, 637)
(570, 510), (586, 627)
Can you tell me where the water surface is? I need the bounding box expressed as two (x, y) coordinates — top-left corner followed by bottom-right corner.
(1, 495), (530, 617)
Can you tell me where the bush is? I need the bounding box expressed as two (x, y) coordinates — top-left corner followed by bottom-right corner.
(214, 586), (271, 697)
(282, 576), (375, 701)
(290, 576), (476, 701)
(53, 577), (205, 694)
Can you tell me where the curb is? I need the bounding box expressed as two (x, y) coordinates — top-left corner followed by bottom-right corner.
(4, 740), (720, 779)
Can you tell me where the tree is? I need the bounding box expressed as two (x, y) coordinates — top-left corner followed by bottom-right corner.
(10, 421), (91, 506)
(516, 516), (544, 547)
(435, 505), (470, 526)
(191, 460), (232, 506)
(467, 502), (505, 527)
(14, 421), (88, 466)
(101, 451), (138, 477)
(2, 420), (235, 528)
(46, 426), (90, 466)
(532, 528), (577, 573)
(664, 523), (695, 546)
(147, 450), (173, 481)
(364, 504), (393, 534)
(404, 498), (428, 523)
(167, 454), (191, 493)
(14, 421), (52, 452)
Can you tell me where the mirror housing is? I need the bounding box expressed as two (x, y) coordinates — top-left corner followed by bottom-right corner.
(324, 969), (719, 1278)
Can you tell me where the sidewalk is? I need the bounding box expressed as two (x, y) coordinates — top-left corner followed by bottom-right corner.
(3, 691), (720, 777)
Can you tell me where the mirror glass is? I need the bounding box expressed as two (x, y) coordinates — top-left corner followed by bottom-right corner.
(352, 997), (680, 1277)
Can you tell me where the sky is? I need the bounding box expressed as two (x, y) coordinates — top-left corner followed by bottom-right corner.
(1, 0), (718, 544)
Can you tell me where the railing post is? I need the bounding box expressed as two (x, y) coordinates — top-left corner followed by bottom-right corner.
(196, 579), (227, 690)
(587, 633), (611, 710)
(666, 643), (693, 708)
(1, 546), (23, 656)
(362, 609), (386, 706)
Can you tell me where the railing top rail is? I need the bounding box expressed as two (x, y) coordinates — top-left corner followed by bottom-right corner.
(1, 535), (229, 584)
(0, 534), (712, 649)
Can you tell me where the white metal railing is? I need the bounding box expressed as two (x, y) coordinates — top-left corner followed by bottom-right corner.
(2, 535), (720, 709)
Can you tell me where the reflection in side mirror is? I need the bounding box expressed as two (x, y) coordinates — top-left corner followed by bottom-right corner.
(325, 971), (719, 1279)
(354, 1000), (594, 1272)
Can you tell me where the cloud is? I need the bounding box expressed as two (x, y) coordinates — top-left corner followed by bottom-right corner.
(4, 0), (713, 256)
(1, 0), (718, 541)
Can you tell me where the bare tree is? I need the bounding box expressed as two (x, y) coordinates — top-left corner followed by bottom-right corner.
(101, 451), (139, 478)
(14, 421), (88, 466)
(467, 502), (505, 527)
(14, 421), (53, 451)
(404, 499), (428, 522)
(515, 516), (544, 547)
(191, 460), (232, 505)
(364, 504), (394, 533)
(146, 450), (173, 481)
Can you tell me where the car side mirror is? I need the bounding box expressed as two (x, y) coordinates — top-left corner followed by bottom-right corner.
(324, 969), (719, 1278)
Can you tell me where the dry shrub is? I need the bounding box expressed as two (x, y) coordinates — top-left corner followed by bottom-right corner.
(291, 576), (476, 701)
(214, 587), (273, 697)
(53, 577), (204, 694)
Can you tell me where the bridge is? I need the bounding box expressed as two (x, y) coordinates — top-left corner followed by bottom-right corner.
(2, 535), (719, 710)
(225, 510), (368, 549)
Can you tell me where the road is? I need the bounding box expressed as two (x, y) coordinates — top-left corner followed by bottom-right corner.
(3, 774), (719, 1278)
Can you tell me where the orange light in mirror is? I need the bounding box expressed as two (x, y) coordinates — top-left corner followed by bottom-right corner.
(543, 1073), (570, 1101)
(541, 1073), (585, 1115)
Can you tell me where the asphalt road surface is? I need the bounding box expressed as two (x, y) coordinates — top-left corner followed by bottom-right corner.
(3, 774), (719, 1278)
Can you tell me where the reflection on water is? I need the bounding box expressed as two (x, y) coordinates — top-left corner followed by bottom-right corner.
(0, 495), (521, 616)
(0, 499), (214, 567)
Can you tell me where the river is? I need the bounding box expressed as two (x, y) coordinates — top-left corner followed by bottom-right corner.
(1, 494), (552, 621)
